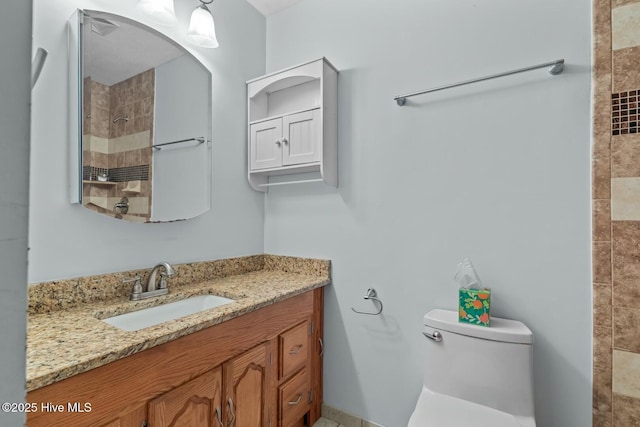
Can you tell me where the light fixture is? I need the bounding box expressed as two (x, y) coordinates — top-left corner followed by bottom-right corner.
(187, 0), (219, 48)
(137, 0), (177, 26)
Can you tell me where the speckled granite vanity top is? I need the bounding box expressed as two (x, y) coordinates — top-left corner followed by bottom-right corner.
(27, 255), (330, 392)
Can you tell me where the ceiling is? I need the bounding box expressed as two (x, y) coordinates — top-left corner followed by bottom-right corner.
(82, 1), (304, 85)
(84, 11), (185, 86)
(245, 0), (302, 16)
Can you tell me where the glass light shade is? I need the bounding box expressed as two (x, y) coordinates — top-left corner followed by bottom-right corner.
(187, 5), (219, 48)
(137, 0), (177, 26)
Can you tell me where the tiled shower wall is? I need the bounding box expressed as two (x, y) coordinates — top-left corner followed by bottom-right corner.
(82, 69), (154, 221)
(593, 0), (640, 425)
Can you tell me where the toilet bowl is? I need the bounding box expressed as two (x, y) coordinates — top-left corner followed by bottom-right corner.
(408, 309), (536, 427)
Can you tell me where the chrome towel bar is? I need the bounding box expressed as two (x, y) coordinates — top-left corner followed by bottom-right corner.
(152, 137), (207, 150)
(394, 58), (565, 106)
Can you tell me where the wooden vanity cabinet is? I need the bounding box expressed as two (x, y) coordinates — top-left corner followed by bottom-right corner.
(277, 321), (311, 426)
(135, 343), (271, 427)
(98, 405), (147, 427)
(27, 288), (324, 427)
(148, 368), (223, 427)
(223, 342), (271, 427)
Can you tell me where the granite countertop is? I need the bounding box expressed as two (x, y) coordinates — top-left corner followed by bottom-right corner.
(27, 255), (330, 392)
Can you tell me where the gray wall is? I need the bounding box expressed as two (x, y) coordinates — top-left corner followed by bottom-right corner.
(30, 0), (266, 282)
(24, 1), (593, 425)
(0, 1), (31, 425)
(264, 0), (592, 426)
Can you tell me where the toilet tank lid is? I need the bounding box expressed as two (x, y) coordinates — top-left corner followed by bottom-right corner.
(424, 309), (534, 344)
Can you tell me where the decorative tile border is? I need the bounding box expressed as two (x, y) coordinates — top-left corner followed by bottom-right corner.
(612, 90), (639, 135)
(83, 164), (149, 182)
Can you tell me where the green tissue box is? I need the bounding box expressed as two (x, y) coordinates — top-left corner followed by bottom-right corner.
(459, 288), (491, 327)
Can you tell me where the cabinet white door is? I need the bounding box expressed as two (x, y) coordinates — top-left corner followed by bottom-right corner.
(250, 118), (283, 170)
(282, 109), (320, 166)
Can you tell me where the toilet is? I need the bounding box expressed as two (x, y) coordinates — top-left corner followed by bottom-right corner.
(408, 309), (536, 427)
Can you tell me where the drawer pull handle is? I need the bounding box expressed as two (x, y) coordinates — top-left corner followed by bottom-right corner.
(227, 398), (236, 427)
(288, 393), (303, 405)
(215, 406), (223, 427)
(289, 344), (303, 355)
(319, 338), (324, 356)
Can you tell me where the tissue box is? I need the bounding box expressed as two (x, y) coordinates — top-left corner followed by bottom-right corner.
(459, 288), (491, 327)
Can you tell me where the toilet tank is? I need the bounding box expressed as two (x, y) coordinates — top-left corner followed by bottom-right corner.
(422, 309), (535, 417)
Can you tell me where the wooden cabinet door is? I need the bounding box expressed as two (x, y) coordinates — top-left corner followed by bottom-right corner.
(148, 368), (223, 427)
(282, 109), (320, 166)
(98, 404), (146, 427)
(224, 343), (271, 427)
(250, 118), (283, 170)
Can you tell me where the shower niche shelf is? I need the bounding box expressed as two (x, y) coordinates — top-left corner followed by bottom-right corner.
(246, 57), (338, 192)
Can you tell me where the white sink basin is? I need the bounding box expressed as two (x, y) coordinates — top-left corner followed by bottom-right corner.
(102, 295), (235, 331)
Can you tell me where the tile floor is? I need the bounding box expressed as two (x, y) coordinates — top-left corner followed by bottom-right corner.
(312, 416), (382, 427)
(313, 403), (384, 427)
(313, 417), (342, 427)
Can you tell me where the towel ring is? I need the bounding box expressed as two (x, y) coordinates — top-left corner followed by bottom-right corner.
(352, 288), (384, 315)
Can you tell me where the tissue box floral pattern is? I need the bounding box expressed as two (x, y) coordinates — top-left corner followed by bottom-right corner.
(459, 288), (491, 326)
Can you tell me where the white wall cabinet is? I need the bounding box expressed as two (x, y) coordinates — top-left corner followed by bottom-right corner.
(250, 109), (320, 170)
(247, 58), (338, 192)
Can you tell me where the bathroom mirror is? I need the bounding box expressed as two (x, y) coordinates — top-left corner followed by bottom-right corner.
(69, 9), (212, 223)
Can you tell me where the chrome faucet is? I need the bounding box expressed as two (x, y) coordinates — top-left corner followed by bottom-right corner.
(147, 262), (175, 292)
(125, 262), (175, 301)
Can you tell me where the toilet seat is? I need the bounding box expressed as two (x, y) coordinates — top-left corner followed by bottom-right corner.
(408, 388), (533, 427)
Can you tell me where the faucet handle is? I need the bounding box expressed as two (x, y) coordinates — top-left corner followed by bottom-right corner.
(123, 276), (143, 298)
(159, 272), (169, 289)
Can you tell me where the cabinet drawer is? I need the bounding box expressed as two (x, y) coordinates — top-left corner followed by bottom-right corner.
(279, 368), (310, 427)
(279, 321), (309, 379)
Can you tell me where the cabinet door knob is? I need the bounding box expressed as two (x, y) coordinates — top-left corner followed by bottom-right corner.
(275, 139), (282, 146)
(281, 137), (288, 145)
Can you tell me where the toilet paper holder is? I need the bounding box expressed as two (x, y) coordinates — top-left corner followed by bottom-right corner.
(351, 288), (384, 316)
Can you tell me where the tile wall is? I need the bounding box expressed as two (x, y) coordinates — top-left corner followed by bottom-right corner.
(82, 69), (154, 221)
(593, 0), (640, 425)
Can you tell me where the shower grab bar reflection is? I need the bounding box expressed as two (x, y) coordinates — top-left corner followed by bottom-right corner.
(152, 137), (207, 150)
(394, 58), (565, 106)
